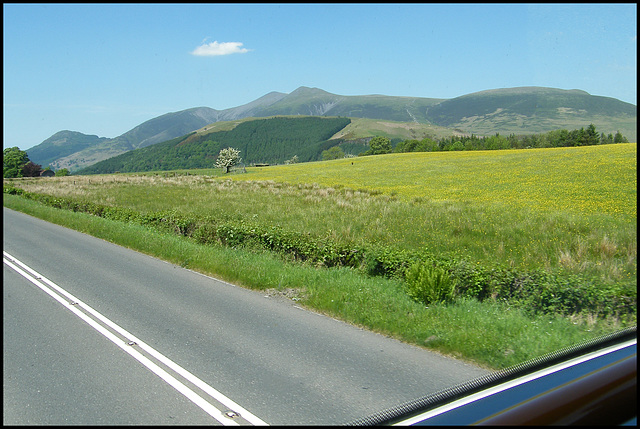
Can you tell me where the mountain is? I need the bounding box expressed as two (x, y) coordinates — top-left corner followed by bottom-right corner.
(251, 87), (444, 122)
(26, 131), (110, 169)
(27, 86), (636, 172)
(29, 108), (220, 172)
(28, 94), (287, 172)
(426, 87), (637, 137)
(112, 107), (222, 149)
(215, 91), (288, 120)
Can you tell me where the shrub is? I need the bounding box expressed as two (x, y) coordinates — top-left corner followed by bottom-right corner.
(3, 184), (25, 195)
(364, 246), (414, 278)
(192, 223), (218, 245)
(360, 136), (392, 156)
(404, 260), (457, 305)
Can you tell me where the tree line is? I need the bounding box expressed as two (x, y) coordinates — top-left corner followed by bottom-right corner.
(391, 124), (629, 154)
(3, 147), (69, 178)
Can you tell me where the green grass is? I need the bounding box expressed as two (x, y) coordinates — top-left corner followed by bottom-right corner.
(3, 193), (620, 370)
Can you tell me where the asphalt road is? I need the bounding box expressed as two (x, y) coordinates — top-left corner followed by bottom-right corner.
(3, 207), (490, 425)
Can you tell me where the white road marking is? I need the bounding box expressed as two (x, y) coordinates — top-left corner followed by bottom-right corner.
(3, 251), (268, 426)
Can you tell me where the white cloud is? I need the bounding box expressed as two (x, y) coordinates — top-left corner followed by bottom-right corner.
(190, 41), (251, 57)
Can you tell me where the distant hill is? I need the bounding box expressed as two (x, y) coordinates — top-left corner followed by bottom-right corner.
(244, 86), (444, 122)
(26, 131), (110, 168)
(427, 87), (637, 137)
(28, 108), (218, 171)
(26, 86), (636, 172)
(28, 94), (287, 172)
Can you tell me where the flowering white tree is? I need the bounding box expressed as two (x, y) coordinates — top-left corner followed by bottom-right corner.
(215, 147), (242, 173)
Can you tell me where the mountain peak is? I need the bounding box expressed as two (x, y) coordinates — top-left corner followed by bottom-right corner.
(288, 86), (334, 97)
(462, 86), (592, 98)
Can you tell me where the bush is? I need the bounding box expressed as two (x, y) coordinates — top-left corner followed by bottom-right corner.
(360, 136), (392, 156)
(364, 245), (415, 278)
(404, 260), (457, 305)
(3, 184), (25, 195)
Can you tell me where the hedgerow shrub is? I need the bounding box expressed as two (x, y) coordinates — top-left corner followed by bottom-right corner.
(364, 245), (416, 278)
(3, 184), (25, 195)
(5, 187), (635, 322)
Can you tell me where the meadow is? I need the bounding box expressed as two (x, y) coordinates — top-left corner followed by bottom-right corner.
(11, 144), (636, 281)
(4, 143), (636, 369)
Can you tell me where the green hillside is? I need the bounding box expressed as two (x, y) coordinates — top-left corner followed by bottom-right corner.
(5, 143), (636, 369)
(27, 107), (222, 172)
(428, 87), (637, 139)
(330, 117), (465, 141)
(254, 87), (444, 122)
(77, 116), (351, 174)
(27, 131), (110, 168)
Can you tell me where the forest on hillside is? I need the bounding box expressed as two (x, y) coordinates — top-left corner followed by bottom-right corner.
(76, 117), (351, 174)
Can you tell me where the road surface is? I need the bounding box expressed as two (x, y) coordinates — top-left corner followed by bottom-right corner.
(3, 207), (489, 425)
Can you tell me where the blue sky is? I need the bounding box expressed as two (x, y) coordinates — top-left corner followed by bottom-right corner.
(3, 3), (637, 150)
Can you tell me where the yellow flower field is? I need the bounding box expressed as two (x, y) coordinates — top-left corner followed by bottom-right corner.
(230, 143), (637, 219)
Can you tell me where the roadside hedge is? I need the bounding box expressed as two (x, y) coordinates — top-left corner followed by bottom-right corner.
(5, 185), (635, 321)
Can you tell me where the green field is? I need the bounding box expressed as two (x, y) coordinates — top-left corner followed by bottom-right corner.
(4, 143), (636, 369)
(328, 117), (462, 141)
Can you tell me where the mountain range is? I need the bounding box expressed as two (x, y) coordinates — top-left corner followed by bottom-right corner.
(25, 86), (636, 172)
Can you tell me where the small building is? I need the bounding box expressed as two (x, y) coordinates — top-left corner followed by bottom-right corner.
(40, 169), (55, 177)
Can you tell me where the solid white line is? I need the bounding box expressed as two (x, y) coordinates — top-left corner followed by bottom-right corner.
(4, 251), (268, 426)
(3, 251), (268, 426)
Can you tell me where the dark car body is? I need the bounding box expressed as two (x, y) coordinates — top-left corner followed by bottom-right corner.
(349, 326), (636, 426)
